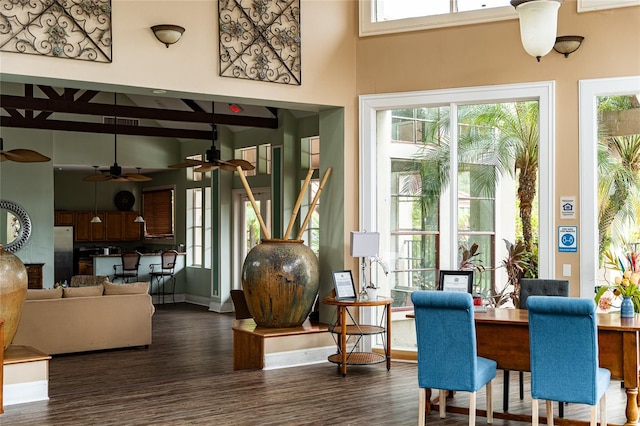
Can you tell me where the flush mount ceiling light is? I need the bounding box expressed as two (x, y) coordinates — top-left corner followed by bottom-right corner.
(553, 35), (585, 58)
(151, 24), (185, 48)
(511, 0), (562, 62)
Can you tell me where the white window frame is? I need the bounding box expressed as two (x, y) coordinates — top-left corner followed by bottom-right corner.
(359, 81), (556, 331)
(187, 188), (203, 267)
(577, 0), (640, 12)
(359, 0), (516, 37)
(578, 75), (640, 298)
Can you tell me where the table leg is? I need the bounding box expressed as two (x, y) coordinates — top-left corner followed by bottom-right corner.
(626, 387), (639, 426)
(340, 305), (347, 377)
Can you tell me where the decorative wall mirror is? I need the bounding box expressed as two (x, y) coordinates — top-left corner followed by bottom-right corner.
(0, 200), (32, 252)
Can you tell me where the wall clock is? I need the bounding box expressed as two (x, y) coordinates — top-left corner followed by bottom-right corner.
(114, 190), (135, 211)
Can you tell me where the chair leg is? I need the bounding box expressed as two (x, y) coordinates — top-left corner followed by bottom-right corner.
(600, 393), (607, 426)
(171, 275), (176, 303)
(468, 391), (476, 426)
(532, 398), (539, 426)
(418, 388), (426, 426)
(503, 370), (510, 412)
(559, 401), (564, 418)
(486, 380), (493, 424)
(546, 400), (554, 426)
(439, 389), (446, 419)
(519, 371), (524, 400)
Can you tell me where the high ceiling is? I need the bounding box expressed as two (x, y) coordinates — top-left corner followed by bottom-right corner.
(0, 82), (319, 173)
(0, 83), (281, 139)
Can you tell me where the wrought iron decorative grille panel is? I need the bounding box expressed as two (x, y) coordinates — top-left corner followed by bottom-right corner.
(0, 0), (112, 62)
(219, 0), (300, 85)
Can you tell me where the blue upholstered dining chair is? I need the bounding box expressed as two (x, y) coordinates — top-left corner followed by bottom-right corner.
(503, 278), (570, 415)
(411, 291), (497, 426)
(527, 296), (611, 426)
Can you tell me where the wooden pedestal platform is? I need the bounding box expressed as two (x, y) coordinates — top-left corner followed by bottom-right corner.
(3, 345), (51, 406)
(232, 319), (334, 370)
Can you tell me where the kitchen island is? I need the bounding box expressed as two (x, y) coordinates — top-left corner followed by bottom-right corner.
(92, 252), (186, 302)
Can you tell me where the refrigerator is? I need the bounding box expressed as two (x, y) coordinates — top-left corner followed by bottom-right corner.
(54, 226), (74, 283)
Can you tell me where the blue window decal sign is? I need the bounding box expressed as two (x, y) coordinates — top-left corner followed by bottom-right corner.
(558, 226), (578, 252)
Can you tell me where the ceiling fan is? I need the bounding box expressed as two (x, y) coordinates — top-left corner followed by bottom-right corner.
(168, 124), (255, 173)
(0, 137), (51, 163)
(83, 93), (152, 183)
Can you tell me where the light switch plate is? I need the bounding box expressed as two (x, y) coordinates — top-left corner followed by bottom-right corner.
(562, 264), (571, 277)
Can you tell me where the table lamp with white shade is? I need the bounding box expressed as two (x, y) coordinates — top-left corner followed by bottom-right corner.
(350, 231), (380, 293)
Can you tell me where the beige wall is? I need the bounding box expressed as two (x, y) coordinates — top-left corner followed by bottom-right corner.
(355, 1), (640, 294)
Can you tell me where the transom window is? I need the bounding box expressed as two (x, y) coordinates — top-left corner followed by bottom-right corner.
(376, 0), (510, 22)
(236, 144), (272, 176)
(360, 0), (515, 36)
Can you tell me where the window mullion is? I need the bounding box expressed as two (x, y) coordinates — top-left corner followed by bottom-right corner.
(448, 103), (459, 269)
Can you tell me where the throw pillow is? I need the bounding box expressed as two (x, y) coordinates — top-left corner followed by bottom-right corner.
(63, 284), (104, 298)
(27, 287), (63, 300)
(103, 281), (150, 295)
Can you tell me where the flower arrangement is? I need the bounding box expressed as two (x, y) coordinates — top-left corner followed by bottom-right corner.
(365, 256), (389, 289)
(595, 249), (640, 313)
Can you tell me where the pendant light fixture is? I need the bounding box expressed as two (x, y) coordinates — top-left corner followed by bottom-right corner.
(134, 167), (145, 223)
(91, 166), (102, 223)
(511, 0), (562, 62)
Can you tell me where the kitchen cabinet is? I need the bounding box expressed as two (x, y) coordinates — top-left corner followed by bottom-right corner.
(54, 210), (74, 226)
(105, 212), (124, 241)
(74, 212), (93, 242)
(58, 210), (141, 242)
(72, 211), (105, 242)
(123, 211), (143, 240)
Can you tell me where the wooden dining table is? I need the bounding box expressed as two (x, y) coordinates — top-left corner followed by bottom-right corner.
(409, 308), (640, 425)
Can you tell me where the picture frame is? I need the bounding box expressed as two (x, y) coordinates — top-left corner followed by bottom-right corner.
(438, 270), (474, 293)
(332, 270), (357, 300)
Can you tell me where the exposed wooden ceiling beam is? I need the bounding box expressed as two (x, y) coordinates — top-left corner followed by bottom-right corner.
(0, 86), (279, 137)
(0, 116), (213, 140)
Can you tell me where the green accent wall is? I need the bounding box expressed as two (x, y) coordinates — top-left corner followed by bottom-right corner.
(318, 107), (346, 324)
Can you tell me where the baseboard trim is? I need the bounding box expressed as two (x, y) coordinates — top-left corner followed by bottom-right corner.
(263, 346), (336, 370)
(3, 380), (49, 405)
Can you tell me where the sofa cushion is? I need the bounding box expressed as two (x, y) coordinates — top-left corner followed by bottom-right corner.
(70, 275), (108, 287)
(104, 281), (150, 295)
(63, 284), (104, 298)
(27, 287), (63, 300)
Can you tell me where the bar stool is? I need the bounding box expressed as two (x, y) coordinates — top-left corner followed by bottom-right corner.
(112, 251), (141, 283)
(150, 250), (178, 304)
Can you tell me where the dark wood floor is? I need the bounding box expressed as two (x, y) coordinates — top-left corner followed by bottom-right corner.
(1, 303), (630, 425)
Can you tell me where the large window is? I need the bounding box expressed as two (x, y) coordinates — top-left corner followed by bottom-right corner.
(187, 186), (212, 268)
(142, 187), (175, 239)
(360, 82), (555, 350)
(579, 76), (640, 298)
(299, 136), (321, 255)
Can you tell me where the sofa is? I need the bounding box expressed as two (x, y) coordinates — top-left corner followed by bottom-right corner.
(12, 281), (155, 355)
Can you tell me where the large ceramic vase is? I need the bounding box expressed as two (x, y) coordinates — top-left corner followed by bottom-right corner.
(241, 239), (319, 328)
(0, 245), (28, 349)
